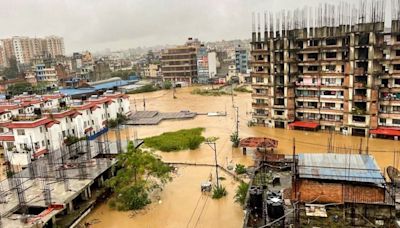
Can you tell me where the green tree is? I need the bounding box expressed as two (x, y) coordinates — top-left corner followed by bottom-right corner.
(3, 57), (18, 79)
(105, 142), (172, 211)
(234, 182), (249, 206)
(7, 82), (32, 95)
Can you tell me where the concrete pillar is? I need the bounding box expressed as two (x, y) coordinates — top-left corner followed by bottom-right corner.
(68, 201), (74, 214)
(87, 187), (92, 198)
(98, 175), (104, 187)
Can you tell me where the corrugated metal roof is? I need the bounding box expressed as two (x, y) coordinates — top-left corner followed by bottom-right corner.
(298, 153), (385, 186)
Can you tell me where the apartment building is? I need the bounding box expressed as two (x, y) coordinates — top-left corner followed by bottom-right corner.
(0, 92), (130, 166)
(34, 63), (58, 87)
(250, 12), (400, 138)
(0, 36), (65, 66)
(197, 45), (209, 84)
(161, 39), (198, 84)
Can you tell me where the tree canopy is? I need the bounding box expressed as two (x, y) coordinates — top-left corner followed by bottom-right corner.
(106, 141), (172, 211)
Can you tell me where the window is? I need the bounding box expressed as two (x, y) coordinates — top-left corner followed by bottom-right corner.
(309, 40), (319, 46)
(380, 118), (386, 124)
(324, 103), (335, 108)
(326, 65), (335, 71)
(17, 129), (25, 135)
(307, 66), (318, 71)
(394, 106), (400, 112)
(39, 127), (42, 133)
(397, 35), (400, 42)
(393, 119), (400, 125)
(394, 64), (400, 71)
(326, 52), (337, 59)
(396, 50), (400, 57)
(326, 38), (337, 46)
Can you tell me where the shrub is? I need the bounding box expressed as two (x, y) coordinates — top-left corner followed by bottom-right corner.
(163, 81), (172, 89)
(230, 132), (240, 148)
(234, 182), (249, 206)
(235, 164), (247, 175)
(212, 185), (227, 199)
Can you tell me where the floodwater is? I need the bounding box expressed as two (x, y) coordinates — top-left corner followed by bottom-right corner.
(57, 87), (400, 227)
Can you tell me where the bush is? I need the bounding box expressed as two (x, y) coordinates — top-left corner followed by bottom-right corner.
(233, 86), (252, 93)
(163, 81), (172, 89)
(235, 164), (247, 175)
(127, 84), (158, 94)
(144, 128), (205, 152)
(230, 132), (240, 148)
(191, 88), (230, 96)
(212, 185), (227, 199)
(234, 182), (249, 206)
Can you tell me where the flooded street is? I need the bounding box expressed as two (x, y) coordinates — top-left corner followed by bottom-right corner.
(74, 87), (400, 227)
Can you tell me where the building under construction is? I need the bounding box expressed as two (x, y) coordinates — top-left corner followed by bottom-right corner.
(251, 0), (400, 138)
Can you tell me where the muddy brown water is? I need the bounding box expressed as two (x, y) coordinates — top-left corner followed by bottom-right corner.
(7, 86), (395, 228)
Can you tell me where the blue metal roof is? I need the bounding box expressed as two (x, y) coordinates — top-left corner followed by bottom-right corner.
(59, 79), (137, 96)
(298, 153), (385, 186)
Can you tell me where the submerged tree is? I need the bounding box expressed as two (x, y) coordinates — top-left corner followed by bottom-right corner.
(106, 141), (172, 211)
(230, 132), (240, 148)
(234, 182), (249, 206)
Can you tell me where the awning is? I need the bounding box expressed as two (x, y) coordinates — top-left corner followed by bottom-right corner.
(289, 121), (319, 129)
(370, 128), (400, 137)
(33, 148), (48, 158)
(84, 127), (93, 133)
(0, 135), (14, 141)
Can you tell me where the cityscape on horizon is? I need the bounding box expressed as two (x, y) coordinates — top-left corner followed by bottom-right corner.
(1, 1), (400, 228)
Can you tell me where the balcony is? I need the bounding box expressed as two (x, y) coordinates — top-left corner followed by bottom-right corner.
(354, 82), (367, 88)
(252, 102), (268, 107)
(252, 93), (268, 98)
(354, 68), (366, 76)
(353, 94), (367, 101)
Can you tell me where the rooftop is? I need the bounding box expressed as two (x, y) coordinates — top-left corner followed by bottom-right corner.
(297, 153), (385, 186)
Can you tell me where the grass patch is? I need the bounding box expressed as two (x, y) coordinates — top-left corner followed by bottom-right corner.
(234, 86), (252, 93)
(144, 128), (205, 152)
(127, 84), (159, 94)
(191, 88), (230, 96)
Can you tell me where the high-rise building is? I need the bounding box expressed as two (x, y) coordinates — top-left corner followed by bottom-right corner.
(208, 51), (218, 78)
(235, 46), (248, 74)
(251, 6), (400, 138)
(161, 39), (198, 84)
(0, 36), (65, 66)
(197, 45), (209, 84)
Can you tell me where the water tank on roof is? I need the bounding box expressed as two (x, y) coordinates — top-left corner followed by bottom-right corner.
(249, 186), (263, 215)
(266, 191), (284, 219)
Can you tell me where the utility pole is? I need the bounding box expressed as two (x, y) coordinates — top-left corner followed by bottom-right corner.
(173, 81), (176, 99)
(234, 106), (239, 139)
(231, 83), (234, 106)
(143, 96), (146, 111)
(206, 139), (219, 187)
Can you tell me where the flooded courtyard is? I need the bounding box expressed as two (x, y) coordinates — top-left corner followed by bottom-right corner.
(82, 86), (400, 228)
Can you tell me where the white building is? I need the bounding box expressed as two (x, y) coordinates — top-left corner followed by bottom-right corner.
(0, 92), (131, 166)
(208, 52), (218, 78)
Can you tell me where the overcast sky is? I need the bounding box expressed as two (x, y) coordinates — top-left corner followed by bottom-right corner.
(0, 0), (390, 53)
